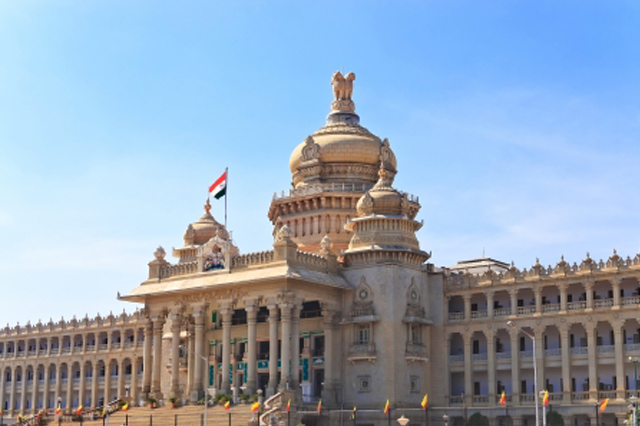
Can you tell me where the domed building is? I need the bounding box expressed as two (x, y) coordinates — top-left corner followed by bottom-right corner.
(1, 72), (639, 426)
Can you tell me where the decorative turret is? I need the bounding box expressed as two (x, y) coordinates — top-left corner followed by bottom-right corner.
(343, 164), (430, 267)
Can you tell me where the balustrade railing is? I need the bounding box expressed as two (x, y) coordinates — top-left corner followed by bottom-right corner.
(494, 307), (511, 318)
(572, 392), (589, 400)
(568, 301), (587, 310)
(596, 345), (615, 354)
(542, 303), (560, 313)
(471, 310), (488, 319)
(472, 352), (488, 361)
(517, 306), (536, 315)
(520, 350), (533, 359)
(448, 312), (464, 321)
(544, 348), (562, 357)
(571, 347), (588, 356)
(625, 343), (640, 353)
(623, 296), (640, 306)
(496, 351), (512, 360)
(594, 298), (614, 308)
(449, 354), (464, 363)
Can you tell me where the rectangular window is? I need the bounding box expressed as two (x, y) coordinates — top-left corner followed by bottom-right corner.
(473, 340), (479, 354)
(357, 325), (370, 344)
(474, 382), (480, 396)
(410, 324), (422, 345)
(521, 380), (527, 394)
(520, 337), (525, 351)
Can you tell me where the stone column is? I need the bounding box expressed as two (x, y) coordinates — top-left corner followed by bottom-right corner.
(104, 361), (111, 405)
(321, 306), (338, 405)
(79, 363), (86, 409)
(142, 317), (153, 398)
(65, 366), (72, 412)
(487, 292), (494, 319)
(191, 308), (205, 402)
(31, 369), (38, 413)
(463, 294), (472, 321)
(245, 300), (258, 395)
(510, 328), (521, 405)
(220, 303), (233, 394)
(586, 280), (594, 311)
(291, 304), (302, 389)
(9, 366), (16, 415)
(42, 364), (50, 411)
(510, 290), (518, 316)
(559, 283), (568, 313)
(612, 278), (621, 309)
(170, 311), (182, 398)
(267, 303), (279, 397)
(535, 326), (545, 395)
(186, 322), (195, 397)
(91, 362), (98, 408)
(534, 288), (542, 315)
(279, 301), (292, 389)
(586, 322), (598, 400)
(151, 315), (165, 398)
(560, 323), (571, 403)
(487, 328), (496, 400)
(131, 356), (139, 403)
(463, 331), (472, 404)
(614, 320), (625, 400)
(20, 368), (27, 413)
(52, 364), (60, 415)
(117, 359), (125, 399)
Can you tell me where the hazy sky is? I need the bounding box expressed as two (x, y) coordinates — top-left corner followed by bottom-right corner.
(1, 1), (639, 326)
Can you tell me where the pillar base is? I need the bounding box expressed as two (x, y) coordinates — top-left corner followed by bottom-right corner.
(190, 389), (204, 403)
(266, 385), (277, 398)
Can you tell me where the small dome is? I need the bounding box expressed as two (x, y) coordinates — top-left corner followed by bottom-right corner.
(185, 199), (229, 245)
(356, 167), (405, 216)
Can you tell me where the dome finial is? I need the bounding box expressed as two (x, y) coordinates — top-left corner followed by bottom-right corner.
(204, 198), (212, 214)
(328, 71), (359, 125)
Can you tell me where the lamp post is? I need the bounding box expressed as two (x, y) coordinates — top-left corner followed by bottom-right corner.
(398, 415), (410, 426)
(443, 414), (449, 426)
(508, 321), (539, 426)
(180, 345), (209, 426)
(631, 397), (638, 426)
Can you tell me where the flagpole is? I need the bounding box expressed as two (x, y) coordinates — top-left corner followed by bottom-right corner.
(224, 167), (228, 234)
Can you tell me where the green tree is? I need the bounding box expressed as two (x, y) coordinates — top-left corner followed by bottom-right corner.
(547, 410), (564, 426)
(468, 412), (489, 426)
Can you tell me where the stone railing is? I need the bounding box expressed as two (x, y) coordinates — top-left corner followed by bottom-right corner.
(232, 250), (275, 268)
(568, 301), (587, 310)
(594, 298), (614, 308)
(596, 345), (615, 354)
(448, 312), (464, 321)
(520, 350), (533, 359)
(545, 348), (562, 357)
(625, 343), (640, 353)
(273, 182), (372, 200)
(571, 347), (588, 356)
(496, 351), (511, 360)
(159, 260), (198, 279)
(349, 343), (376, 355)
(542, 303), (560, 313)
(470, 310), (487, 319)
(472, 395), (488, 404)
(295, 250), (328, 271)
(0, 311), (144, 337)
(623, 296), (640, 306)
(572, 392), (590, 400)
(444, 251), (640, 290)
(472, 352), (488, 361)
(517, 306), (536, 315)
(494, 307), (511, 318)
(449, 354), (464, 363)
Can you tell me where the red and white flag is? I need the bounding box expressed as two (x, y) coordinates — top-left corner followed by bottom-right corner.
(209, 171), (227, 200)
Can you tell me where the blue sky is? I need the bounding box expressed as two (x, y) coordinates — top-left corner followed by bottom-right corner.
(1, 1), (639, 325)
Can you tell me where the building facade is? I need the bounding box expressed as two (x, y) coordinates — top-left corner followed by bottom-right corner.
(1, 73), (638, 426)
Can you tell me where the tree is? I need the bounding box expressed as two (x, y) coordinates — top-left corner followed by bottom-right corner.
(547, 410), (564, 426)
(468, 412), (490, 426)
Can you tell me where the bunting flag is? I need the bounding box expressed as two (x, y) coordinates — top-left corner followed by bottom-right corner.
(542, 390), (549, 406)
(421, 394), (428, 410)
(77, 406), (84, 414)
(55, 404), (62, 415)
(251, 402), (260, 413)
(499, 391), (506, 407)
(599, 398), (609, 413)
(102, 406), (107, 417)
(317, 400), (322, 414)
(352, 406), (357, 419)
(209, 171), (227, 200)
(384, 399), (390, 414)
(17, 414), (23, 423)
(224, 400), (231, 411)
(122, 403), (129, 412)
(286, 400), (291, 413)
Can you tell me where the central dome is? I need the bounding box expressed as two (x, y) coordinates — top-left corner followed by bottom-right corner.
(288, 71), (397, 188)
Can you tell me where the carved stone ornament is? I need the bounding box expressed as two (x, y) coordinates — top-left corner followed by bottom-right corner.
(380, 138), (393, 165)
(173, 289), (249, 306)
(301, 136), (320, 162)
(331, 71), (355, 101)
(154, 246), (166, 260)
(319, 234), (333, 256)
(359, 192), (374, 216)
(197, 234), (229, 272)
(183, 224), (196, 245)
(277, 224), (293, 241)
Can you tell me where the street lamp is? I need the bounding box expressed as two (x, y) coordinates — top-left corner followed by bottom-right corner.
(398, 415), (410, 426)
(443, 414), (449, 426)
(507, 321), (539, 426)
(179, 344), (209, 426)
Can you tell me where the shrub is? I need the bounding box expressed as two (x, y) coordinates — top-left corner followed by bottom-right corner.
(468, 412), (489, 426)
(547, 410), (564, 426)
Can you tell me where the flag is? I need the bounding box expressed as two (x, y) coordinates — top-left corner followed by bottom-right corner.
(384, 399), (390, 414)
(351, 406), (357, 419)
(122, 403), (129, 411)
(317, 400), (322, 414)
(286, 399), (291, 413)
(77, 406), (83, 414)
(599, 398), (609, 413)
(209, 171), (227, 200)
(224, 400), (231, 411)
(102, 406), (107, 417)
(17, 414), (22, 423)
(251, 402), (260, 413)
(55, 404), (62, 415)
(499, 391), (506, 407)
(421, 394), (428, 410)
(542, 390), (549, 406)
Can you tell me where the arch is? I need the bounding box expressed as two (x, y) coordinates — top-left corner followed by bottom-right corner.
(124, 329), (135, 347)
(355, 277), (373, 303)
(85, 333), (96, 350)
(111, 330), (122, 349)
(493, 290), (511, 317)
(407, 279), (420, 304)
(470, 293), (488, 319)
(448, 296), (464, 320)
(98, 331), (108, 348)
(73, 334), (83, 349)
(47, 363), (57, 383)
(540, 284), (560, 312)
(516, 288), (535, 314)
(620, 277), (640, 302)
